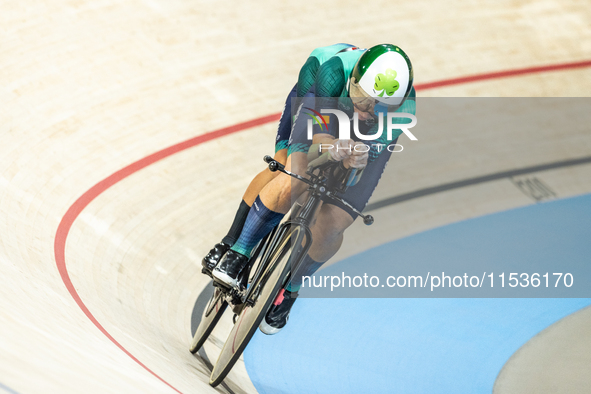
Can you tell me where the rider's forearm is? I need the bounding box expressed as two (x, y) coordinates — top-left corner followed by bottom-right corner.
(307, 133), (337, 162)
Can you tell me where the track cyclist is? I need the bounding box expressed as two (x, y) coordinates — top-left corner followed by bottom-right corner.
(202, 43), (416, 334)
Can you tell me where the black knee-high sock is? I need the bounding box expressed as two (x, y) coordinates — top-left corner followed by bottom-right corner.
(230, 196), (284, 257)
(222, 200), (251, 246)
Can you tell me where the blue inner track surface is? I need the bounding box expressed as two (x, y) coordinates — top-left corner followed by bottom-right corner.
(244, 193), (591, 394)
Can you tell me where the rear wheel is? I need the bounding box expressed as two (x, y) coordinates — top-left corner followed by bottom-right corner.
(190, 287), (227, 354)
(209, 225), (304, 387)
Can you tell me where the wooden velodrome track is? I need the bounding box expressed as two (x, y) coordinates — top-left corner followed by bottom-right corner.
(1, 0), (590, 393)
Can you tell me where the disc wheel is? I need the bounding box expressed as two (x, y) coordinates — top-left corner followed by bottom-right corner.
(190, 286), (228, 354)
(208, 226), (303, 387)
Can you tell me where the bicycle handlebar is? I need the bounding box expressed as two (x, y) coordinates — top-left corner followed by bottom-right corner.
(262, 155), (374, 225)
(264, 155), (312, 185)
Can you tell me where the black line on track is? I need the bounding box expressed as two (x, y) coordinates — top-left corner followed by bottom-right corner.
(365, 155), (591, 212)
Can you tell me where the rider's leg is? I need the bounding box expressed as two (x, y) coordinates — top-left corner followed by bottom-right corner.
(284, 204), (354, 293)
(203, 85), (295, 270)
(258, 151), (309, 212)
(202, 150), (287, 272)
(228, 92), (314, 253)
(218, 82), (293, 245)
(241, 148), (287, 205)
(260, 205), (354, 334)
(213, 86), (308, 287)
(307, 203), (355, 262)
(285, 254), (324, 292)
(213, 152), (309, 288)
(230, 152), (308, 257)
(221, 148), (287, 246)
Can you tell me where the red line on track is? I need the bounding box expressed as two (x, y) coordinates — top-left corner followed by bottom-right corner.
(54, 59), (591, 393)
(54, 114), (280, 393)
(414, 59), (591, 90)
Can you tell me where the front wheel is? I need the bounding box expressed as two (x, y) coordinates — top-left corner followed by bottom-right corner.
(208, 225), (304, 387)
(190, 286), (228, 354)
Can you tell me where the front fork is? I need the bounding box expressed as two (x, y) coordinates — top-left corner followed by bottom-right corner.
(242, 219), (313, 309)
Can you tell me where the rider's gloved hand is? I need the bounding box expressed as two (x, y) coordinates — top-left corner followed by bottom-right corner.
(344, 141), (368, 169)
(327, 139), (355, 162)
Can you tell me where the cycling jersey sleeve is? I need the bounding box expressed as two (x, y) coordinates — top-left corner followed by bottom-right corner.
(314, 57), (347, 98)
(297, 57), (320, 97)
(290, 56), (347, 145)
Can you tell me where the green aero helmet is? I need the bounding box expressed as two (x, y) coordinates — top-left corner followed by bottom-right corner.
(350, 44), (413, 106)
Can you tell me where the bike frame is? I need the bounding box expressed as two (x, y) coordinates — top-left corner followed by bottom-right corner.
(202, 154), (376, 386)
